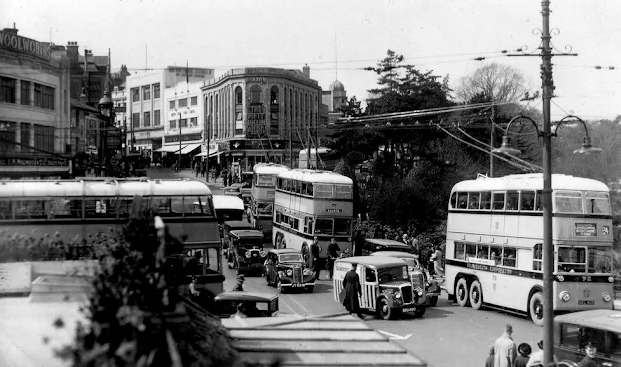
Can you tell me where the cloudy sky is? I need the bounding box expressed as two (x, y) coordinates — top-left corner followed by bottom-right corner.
(3, 0), (620, 120)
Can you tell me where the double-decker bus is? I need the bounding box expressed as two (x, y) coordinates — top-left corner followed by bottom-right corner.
(272, 169), (354, 268)
(250, 163), (290, 237)
(445, 173), (614, 325)
(0, 178), (225, 294)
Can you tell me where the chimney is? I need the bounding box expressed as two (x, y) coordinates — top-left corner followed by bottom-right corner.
(303, 64), (310, 78)
(2, 23), (18, 35)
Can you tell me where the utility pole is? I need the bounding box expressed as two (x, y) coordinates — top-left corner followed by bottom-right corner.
(123, 116), (128, 177)
(489, 104), (495, 177)
(306, 124), (311, 169)
(289, 119), (293, 169)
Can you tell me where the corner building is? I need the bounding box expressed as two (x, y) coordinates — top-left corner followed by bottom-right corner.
(201, 66), (320, 172)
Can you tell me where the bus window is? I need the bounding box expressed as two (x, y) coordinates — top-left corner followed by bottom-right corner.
(465, 243), (477, 260)
(521, 191), (535, 211)
(477, 245), (489, 259)
(306, 183), (313, 196)
(315, 184), (333, 198)
(84, 198), (116, 219)
(492, 192), (505, 210)
(502, 247), (516, 267)
(468, 192), (480, 209)
(506, 191), (519, 211)
(490, 246), (502, 265)
(334, 219), (351, 235)
(14, 200), (48, 219)
(47, 198), (81, 219)
(533, 243), (542, 271)
(457, 192), (468, 209)
(480, 191), (491, 210)
(588, 247), (612, 274)
(555, 191), (583, 213)
(535, 190), (543, 211)
(315, 218), (333, 235)
(454, 242), (465, 260)
(335, 185), (353, 200)
(558, 247), (586, 272)
(585, 192), (610, 214)
(0, 200), (12, 219)
(117, 197), (134, 217)
(188, 196), (214, 216)
(450, 192), (457, 209)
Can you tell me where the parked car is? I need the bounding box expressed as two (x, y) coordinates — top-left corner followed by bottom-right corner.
(361, 238), (412, 256)
(264, 248), (316, 293)
(554, 309), (621, 367)
(334, 256), (427, 320)
(211, 291), (281, 318)
(226, 228), (266, 275)
(370, 251), (441, 306)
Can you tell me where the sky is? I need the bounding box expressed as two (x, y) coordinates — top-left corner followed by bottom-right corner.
(3, 0), (621, 120)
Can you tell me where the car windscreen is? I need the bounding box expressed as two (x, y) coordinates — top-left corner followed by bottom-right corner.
(279, 254), (302, 262)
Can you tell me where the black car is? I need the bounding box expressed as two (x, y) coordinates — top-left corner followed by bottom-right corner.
(264, 248), (316, 293)
(226, 229), (266, 275)
(212, 291), (280, 318)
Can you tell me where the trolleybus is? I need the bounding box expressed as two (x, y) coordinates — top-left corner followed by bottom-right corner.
(445, 173), (614, 325)
(272, 169), (354, 269)
(0, 178), (225, 293)
(250, 163), (290, 237)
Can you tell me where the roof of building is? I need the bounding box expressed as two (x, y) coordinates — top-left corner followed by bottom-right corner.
(70, 98), (99, 112)
(329, 80), (345, 91)
(221, 313), (428, 366)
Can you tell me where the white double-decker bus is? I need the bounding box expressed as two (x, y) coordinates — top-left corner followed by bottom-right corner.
(250, 163), (290, 237)
(272, 169), (354, 268)
(445, 173), (614, 326)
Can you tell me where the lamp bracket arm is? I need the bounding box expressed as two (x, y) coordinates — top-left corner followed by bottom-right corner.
(556, 115), (591, 137)
(505, 115), (542, 136)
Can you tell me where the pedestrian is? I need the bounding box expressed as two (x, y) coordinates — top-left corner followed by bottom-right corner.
(526, 340), (557, 367)
(310, 236), (321, 280)
(342, 262), (364, 319)
(189, 276), (200, 297)
(493, 324), (517, 367)
(577, 343), (598, 367)
(195, 161), (200, 177)
(228, 172), (233, 186)
(514, 343), (532, 367)
(327, 238), (341, 279)
(353, 230), (364, 257)
(223, 174), (228, 187)
(232, 274), (245, 291)
(485, 345), (494, 367)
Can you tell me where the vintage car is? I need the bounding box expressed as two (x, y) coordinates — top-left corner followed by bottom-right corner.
(226, 228), (266, 275)
(212, 195), (245, 224)
(334, 256), (427, 320)
(224, 182), (252, 208)
(361, 238), (412, 256)
(211, 291), (280, 318)
(222, 220), (253, 258)
(264, 248), (316, 293)
(370, 251), (441, 307)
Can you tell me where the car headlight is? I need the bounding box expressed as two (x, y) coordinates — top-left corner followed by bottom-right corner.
(603, 292), (612, 302)
(303, 268), (311, 276)
(260, 251), (266, 258)
(559, 291), (571, 302)
(609, 276), (615, 283)
(245, 252), (251, 258)
(278, 271), (284, 277)
(394, 291), (402, 299)
(286, 269), (293, 276)
(417, 289), (423, 297)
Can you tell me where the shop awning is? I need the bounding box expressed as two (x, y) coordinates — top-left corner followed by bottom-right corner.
(154, 145), (186, 153)
(179, 143), (202, 155)
(195, 151), (223, 157)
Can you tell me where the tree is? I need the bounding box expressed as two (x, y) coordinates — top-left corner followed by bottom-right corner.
(337, 96), (363, 118)
(454, 62), (530, 103)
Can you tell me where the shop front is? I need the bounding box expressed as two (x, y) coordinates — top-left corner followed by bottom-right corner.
(155, 132), (202, 169)
(224, 139), (286, 173)
(0, 156), (72, 180)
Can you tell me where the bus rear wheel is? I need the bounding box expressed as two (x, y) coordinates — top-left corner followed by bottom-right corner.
(529, 292), (544, 327)
(469, 280), (483, 310)
(455, 278), (470, 307)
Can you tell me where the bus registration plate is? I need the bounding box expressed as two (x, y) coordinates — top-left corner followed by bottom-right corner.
(402, 307), (416, 313)
(579, 300), (595, 305)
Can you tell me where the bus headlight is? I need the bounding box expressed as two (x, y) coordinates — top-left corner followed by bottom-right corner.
(245, 252), (251, 259)
(286, 269), (293, 277)
(559, 291), (571, 302)
(603, 292), (612, 302)
(609, 276), (615, 283)
(303, 268), (311, 276)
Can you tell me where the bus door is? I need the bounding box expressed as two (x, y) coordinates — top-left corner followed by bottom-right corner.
(359, 266), (379, 311)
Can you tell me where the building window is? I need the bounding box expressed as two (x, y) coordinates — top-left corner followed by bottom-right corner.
(270, 86), (279, 105)
(250, 85), (262, 104)
(235, 86), (243, 104)
(34, 124), (54, 152)
(153, 84), (160, 99)
(143, 86), (151, 100)
(34, 84), (55, 110)
(0, 121), (16, 152)
(21, 81), (30, 105)
(0, 77), (16, 103)
(169, 100), (175, 109)
(154, 110), (161, 126)
(20, 123), (31, 152)
(132, 112), (140, 128)
(169, 120), (176, 129)
(180, 118), (187, 128)
(143, 111), (151, 127)
(179, 98), (187, 108)
(132, 88), (139, 102)
(191, 96), (197, 106)
(190, 117), (197, 126)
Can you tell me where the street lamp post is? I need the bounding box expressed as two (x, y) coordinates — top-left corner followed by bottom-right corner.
(98, 87), (113, 177)
(494, 114), (601, 364)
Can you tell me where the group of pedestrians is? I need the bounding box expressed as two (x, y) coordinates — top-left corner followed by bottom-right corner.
(487, 324), (598, 367)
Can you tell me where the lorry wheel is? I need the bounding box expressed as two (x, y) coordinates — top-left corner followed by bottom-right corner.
(529, 292), (544, 327)
(455, 277), (470, 307)
(428, 296), (438, 307)
(377, 297), (394, 320)
(469, 280), (483, 310)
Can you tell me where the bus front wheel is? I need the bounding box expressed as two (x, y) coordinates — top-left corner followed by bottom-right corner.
(455, 278), (470, 307)
(469, 280), (483, 310)
(529, 292), (545, 327)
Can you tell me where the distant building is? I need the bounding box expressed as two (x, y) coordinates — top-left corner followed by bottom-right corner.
(322, 80), (347, 123)
(0, 25), (73, 179)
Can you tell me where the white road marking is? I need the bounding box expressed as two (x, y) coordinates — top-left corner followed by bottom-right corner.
(377, 330), (412, 340)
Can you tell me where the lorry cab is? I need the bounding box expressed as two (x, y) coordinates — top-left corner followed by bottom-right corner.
(333, 256), (426, 320)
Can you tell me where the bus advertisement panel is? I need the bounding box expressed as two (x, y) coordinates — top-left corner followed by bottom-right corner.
(272, 169), (354, 269)
(444, 173), (614, 326)
(250, 163), (290, 237)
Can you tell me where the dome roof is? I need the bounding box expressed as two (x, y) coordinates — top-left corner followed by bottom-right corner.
(329, 80), (345, 91)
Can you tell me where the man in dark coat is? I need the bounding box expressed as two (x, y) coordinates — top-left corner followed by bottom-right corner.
(231, 275), (245, 291)
(327, 238), (341, 279)
(342, 262), (364, 319)
(310, 236), (321, 280)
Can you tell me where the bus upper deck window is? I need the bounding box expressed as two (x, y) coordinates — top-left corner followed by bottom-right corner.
(492, 192), (505, 210)
(555, 191), (583, 213)
(450, 192), (457, 209)
(521, 191), (535, 211)
(480, 192), (491, 209)
(585, 192), (610, 214)
(506, 191), (519, 211)
(454, 242), (465, 260)
(0, 200), (12, 220)
(306, 183), (313, 196)
(468, 192), (480, 209)
(457, 192), (468, 209)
